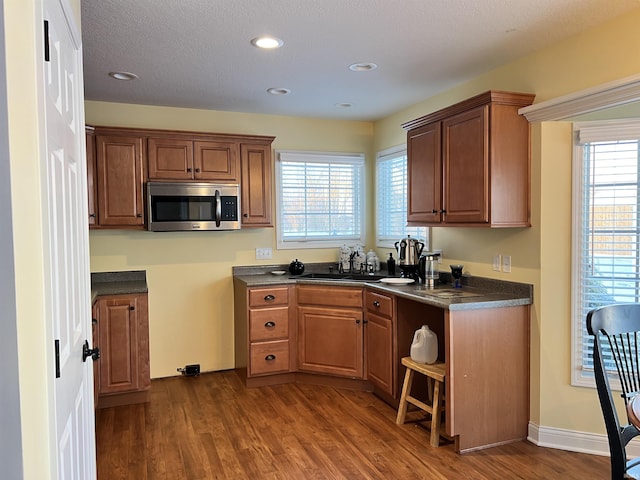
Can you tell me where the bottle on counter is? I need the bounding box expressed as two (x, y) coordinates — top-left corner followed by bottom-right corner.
(387, 253), (396, 275)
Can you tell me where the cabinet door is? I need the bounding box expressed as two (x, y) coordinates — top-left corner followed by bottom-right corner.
(86, 129), (97, 226)
(365, 311), (394, 396)
(442, 106), (489, 224)
(98, 294), (149, 395)
(240, 143), (273, 227)
(407, 122), (442, 224)
(96, 135), (144, 226)
(298, 306), (363, 377)
(193, 140), (239, 181)
(147, 137), (193, 180)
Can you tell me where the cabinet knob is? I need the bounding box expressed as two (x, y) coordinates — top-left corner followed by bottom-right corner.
(136, 213), (143, 218)
(195, 168), (201, 173)
(265, 354), (276, 361)
(129, 306), (135, 311)
(431, 210), (438, 214)
(440, 209), (446, 214)
(264, 294), (275, 302)
(243, 213), (249, 217)
(89, 213), (96, 218)
(373, 301), (380, 308)
(187, 167), (192, 172)
(356, 319), (361, 324)
(264, 321), (276, 328)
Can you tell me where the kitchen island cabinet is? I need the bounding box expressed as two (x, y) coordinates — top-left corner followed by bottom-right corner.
(403, 90), (535, 227)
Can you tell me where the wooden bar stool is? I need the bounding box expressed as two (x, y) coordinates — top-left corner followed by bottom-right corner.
(396, 356), (446, 447)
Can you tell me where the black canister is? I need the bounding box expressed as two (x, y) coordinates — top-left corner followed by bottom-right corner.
(387, 253), (396, 275)
(289, 259), (305, 275)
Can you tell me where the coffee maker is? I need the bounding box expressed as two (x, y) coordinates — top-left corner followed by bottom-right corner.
(418, 252), (441, 288)
(395, 235), (424, 281)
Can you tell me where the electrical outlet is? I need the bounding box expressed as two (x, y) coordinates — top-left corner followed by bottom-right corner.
(493, 254), (501, 272)
(433, 249), (443, 264)
(502, 255), (512, 273)
(255, 247), (272, 259)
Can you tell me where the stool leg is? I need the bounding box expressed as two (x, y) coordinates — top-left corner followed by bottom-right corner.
(429, 380), (443, 447)
(396, 368), (415, 425)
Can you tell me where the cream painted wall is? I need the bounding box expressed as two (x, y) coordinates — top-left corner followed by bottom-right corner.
(373, 8), (640, 435)
(86, 102), (374, 377)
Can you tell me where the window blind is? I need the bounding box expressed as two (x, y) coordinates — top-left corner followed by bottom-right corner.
(375, 147), (427, 247)
(276, 150), (365, 248)
(574, 120), (640, 383)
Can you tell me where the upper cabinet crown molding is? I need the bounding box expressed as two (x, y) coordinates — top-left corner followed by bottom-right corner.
(519, 73), (640, 122)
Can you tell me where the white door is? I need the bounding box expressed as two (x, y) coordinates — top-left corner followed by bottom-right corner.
(42, 0), (96, 478)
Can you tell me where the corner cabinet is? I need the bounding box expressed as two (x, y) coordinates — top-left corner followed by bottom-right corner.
(403, 91), (535, 227)
(297, 285), (364, 378)
(95, 293), (150, 408)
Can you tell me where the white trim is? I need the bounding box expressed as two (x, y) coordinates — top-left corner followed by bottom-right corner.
(519, 73), (640, 122)
(528, 422), (640, 458)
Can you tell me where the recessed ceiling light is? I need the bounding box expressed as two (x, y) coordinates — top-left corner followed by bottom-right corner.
(348, 62), (377, 72)
(267, 87), (291, 95)
(251, 36), (284, 49)
(108, 71), (138, 81)
(335, 103), (353, 108)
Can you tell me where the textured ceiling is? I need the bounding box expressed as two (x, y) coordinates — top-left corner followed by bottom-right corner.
(81, 0), (640, 121)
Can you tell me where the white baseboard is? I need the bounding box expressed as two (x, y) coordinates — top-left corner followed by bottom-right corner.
(528, 422), (640, 457)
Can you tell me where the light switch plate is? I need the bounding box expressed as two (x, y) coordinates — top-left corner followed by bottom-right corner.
(255, 247), (272, 259)
(493, 254), (501, 272)
(502, 255), (512, 273)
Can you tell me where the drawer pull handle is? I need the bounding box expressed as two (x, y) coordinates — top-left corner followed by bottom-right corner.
(265, 354), (276, 361)
(264, 321), (276, 328)
(264, 294), (275, 301)
(373, 301), (380, 308)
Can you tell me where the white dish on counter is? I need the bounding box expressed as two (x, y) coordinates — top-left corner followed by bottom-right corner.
(270, 270), (287, 275)
(380, 277), (414, 285)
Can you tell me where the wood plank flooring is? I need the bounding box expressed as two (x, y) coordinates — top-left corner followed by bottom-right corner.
(96, 370), (610, 479)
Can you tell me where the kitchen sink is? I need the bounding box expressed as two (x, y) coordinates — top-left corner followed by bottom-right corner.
(294, 272), (388, 282)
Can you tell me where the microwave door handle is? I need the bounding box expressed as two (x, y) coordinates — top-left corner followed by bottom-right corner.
(215, 189), (222, 227)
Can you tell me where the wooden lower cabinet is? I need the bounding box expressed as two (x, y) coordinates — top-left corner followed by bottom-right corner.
(95, 293), (150, 407)
(297, 285), (364, 378)
(364, 290), (395, 397)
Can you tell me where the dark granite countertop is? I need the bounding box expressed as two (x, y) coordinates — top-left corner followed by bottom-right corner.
(91, 270), (148, 303)
(233, 263), (532, 311)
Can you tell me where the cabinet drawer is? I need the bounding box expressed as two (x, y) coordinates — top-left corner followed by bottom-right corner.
(249, 286), (289, 307)
(250, 340), (290, 376)
(250, 307), (289, 341)
(365, 290), (394, 318)
(297, 285), (363, 308)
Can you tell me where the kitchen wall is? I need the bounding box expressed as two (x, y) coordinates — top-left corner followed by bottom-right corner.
(373, 8), (640, 438)
(87, 6), (640, 446)
(86, 103), (374, 377)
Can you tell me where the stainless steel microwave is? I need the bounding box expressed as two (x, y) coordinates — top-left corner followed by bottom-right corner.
(146, 182), (241, 231)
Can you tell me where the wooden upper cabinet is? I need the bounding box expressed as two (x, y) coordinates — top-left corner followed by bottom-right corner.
(407, 122), (441, 224)
(147, 137), (194, 180)
(240, 143), (273, 227)
(85, 127), (97, 226)
(403, 91), (535, 227)
(148, 138), (239, 182)
(95, 135), (144, 227)
(194, 140), (239, 181)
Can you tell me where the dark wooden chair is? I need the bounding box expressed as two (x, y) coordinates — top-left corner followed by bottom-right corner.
(587, 304), (640, 479)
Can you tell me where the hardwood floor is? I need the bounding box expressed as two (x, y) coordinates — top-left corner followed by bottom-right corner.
(96, 370), (610, 479)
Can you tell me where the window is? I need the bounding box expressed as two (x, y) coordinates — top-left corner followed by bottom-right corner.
(275, 150), (365, 249)
(376, 146), (427, 248)
(572, 120), (640, 388)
